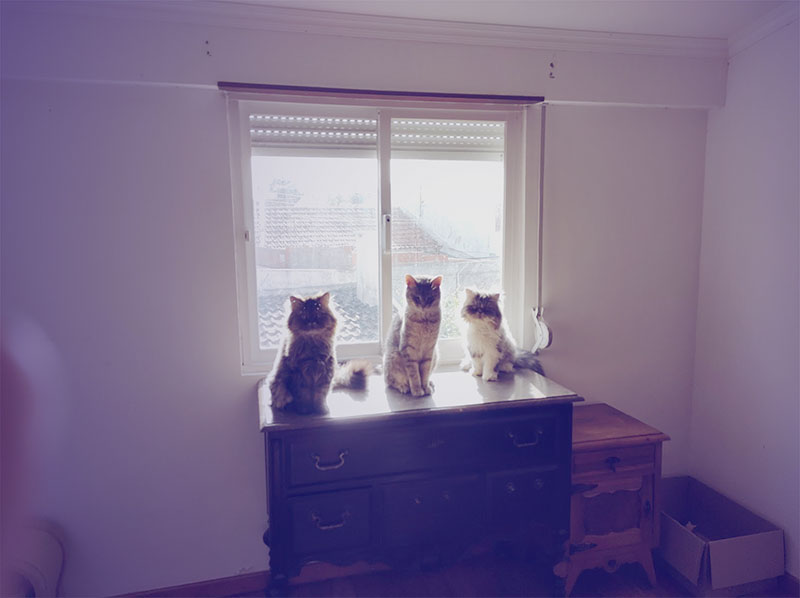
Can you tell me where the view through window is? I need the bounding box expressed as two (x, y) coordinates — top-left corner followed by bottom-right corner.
(237, 103), (520, 366)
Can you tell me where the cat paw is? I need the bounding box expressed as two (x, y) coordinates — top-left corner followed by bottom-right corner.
(470, 368), (483, 377)
(270, 394), (292, 409)
(482, 372), (499, 382)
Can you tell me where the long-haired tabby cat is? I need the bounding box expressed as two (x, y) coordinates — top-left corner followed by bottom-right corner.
(268, 292), (371, 414)
(460, 288), (544, 381)
(383, 274), (443, 397)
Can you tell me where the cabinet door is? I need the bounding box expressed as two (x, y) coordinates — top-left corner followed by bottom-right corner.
(570, 474), (655, 552)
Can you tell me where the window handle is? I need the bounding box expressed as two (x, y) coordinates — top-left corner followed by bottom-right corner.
(381, 213), (392, 255)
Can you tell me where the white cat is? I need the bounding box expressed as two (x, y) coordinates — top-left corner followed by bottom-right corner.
(460, 288), (543, 381)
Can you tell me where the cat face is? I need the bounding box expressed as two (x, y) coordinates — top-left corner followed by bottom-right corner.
(287, 292), (337, 334)
(405, 274), (443, 309)
(461, 289), (502, 328)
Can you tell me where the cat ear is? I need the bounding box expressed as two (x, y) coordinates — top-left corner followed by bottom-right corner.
(464, 288), (476, 300)
(318, 292), (330, 307)
(289, 296), (303, 310)
(405, 274), (417, 288)
(430, 275), (443, 289)
(491, 293), (501, 303)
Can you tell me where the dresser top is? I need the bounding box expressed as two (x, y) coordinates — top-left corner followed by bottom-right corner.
(572, 402), (670, 451)
(259, 368), (582, 431)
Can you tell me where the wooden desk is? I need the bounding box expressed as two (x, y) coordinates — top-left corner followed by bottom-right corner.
(258, 369), (583, 594)
(555, 403), (670, 596)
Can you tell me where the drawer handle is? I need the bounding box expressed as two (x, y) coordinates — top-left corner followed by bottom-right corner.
(310, 510), (350, 531)
(507, 428), (542, 448)
(605, 456), (621, 472)
(311, 450), (349, 471)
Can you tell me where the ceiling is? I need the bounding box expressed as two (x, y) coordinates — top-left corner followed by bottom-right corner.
(244, 0), (786, 40)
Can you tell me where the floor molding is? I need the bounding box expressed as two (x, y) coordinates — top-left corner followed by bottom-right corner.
(120, 561), (393, 597)
(121, 570), (269, 598)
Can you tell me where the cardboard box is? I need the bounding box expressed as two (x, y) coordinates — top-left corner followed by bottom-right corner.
(658, 476), (784, 596)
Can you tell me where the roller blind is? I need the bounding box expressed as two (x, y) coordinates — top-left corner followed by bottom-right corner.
(249, 113), (505, 153)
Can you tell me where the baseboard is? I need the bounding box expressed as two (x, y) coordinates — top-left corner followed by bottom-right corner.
(121, 570), (269, 598)
(119, 561), (394, 597)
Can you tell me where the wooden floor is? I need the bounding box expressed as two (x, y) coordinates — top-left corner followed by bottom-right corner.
(237, 552), (797, 598)
(237, 554), (686, 597)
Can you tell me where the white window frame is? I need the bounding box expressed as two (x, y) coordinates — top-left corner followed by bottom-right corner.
(226, 91), (543, 375)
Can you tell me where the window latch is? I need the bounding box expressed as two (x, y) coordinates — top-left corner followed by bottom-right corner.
(381, 213), (391, 255)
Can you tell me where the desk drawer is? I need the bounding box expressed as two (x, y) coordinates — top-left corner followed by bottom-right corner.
(489, 468), (559, 528)
(477, 414), (561, 466)
(381, 475), (482, 547)
(286, 426), (470, 487)
(573, 445), (654, 478)
(288, 489), (371, 555)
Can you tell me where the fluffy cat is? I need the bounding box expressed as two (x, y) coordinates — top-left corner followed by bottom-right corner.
(383, 274), (443, 397)
(268, 292), (371, 415)
(460, 288), (544, 381)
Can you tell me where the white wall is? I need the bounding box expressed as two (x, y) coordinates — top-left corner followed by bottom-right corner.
(1, 1), (719, 595)
(540, 104), (707, 474)
(1, 79), (268, 596)
(690, 21), (800, 577)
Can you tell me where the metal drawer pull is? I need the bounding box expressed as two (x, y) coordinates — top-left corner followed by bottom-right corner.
(312, 450), (349, 471)
(507, 428), (542, 448)
(605, 456), (621, 472)
(310, 510), (350, 531)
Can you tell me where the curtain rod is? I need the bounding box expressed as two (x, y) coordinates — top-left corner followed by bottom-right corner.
(218, 82), (544, 105)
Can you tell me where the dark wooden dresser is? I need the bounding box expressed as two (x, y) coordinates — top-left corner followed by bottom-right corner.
(555, 403), (670, 596)
(258, 369), (583, 593)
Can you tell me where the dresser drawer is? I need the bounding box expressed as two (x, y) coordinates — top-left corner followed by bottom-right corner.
(489, 467), (559, 528)
(381, 475), (482, 547)
(477, 413), (561, 467)
(288, 489), (371, 555)
(573, 445), (655, 478)
(286, 425), (472, 487)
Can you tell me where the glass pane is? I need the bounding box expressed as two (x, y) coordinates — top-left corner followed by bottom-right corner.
(390, 118), (505, 339)
(251, 154), (379, 349)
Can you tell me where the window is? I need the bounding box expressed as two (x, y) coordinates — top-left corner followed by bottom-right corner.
(226, 87), (542, 373)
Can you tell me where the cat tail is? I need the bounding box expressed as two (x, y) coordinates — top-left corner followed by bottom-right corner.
(513, 350), (545, 376)
(332, 359), (374, 390)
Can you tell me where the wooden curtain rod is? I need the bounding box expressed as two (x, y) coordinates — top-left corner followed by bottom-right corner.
(218, 82), (544, 105)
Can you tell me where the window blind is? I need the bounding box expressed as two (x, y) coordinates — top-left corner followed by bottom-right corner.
(249, 113), (504, 153)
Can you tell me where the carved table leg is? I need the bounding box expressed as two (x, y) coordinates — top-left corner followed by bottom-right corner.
(639, 547), (657, 587)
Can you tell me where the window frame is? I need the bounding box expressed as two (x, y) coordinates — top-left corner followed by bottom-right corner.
(226, 91), (542, 374)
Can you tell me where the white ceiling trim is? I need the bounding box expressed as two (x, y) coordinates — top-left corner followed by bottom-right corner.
(12, 0), (729, 59)
(728, 1), (799, 58)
